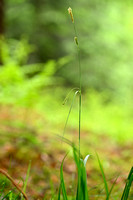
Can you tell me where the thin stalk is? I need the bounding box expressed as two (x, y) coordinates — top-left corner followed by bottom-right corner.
(70, 11), (82, 200)
(73, 20), (82, 159)
(68, 6), (82, 159)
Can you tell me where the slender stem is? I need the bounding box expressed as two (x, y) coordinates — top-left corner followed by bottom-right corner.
(78, 46), (81, 159)
(68, 8), (82, 200)
(68, 7), (82, 159)
(73, 22), (82, 159)
(79, 90), (81, 158)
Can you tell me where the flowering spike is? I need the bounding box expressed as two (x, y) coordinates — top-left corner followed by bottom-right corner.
(68, 7), (74, 23)
(74, 37), (78, 45)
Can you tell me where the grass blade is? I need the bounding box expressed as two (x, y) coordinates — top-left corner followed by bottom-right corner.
(121, 166), (133, 200)
(84, 155), (90, 167)
(73, 146), (89, 200)
(96, 153), (109, 198)
(58, 183), (61, 200)
(62, 90), (79, 139)
(23, 161), (31, 193)
(62, 88), (79, 105)
(9, 191), (13, 200)
(21, 161), (31, 200)
(59, 153), (68, 200)
(106, 176), (118, 200)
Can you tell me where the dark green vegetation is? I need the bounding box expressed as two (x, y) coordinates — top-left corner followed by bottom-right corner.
(0, 0), (133, 199)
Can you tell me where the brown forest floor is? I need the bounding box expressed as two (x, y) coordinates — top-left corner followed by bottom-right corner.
(0, 106), (133, 199)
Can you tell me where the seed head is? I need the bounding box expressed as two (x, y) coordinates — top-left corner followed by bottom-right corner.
(68, 7), (74, 23)
(74, 37), (78, 45)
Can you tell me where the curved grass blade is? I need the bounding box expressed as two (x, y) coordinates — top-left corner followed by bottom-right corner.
(84, 155), (90, 167)
(96, 153), (109, 198)
(56, 135), (78, 151)
(62, 88), (79, 105)
(121, 167), (133, 200)
(62, 90), (79, 139)
(56, 135), (82, 159)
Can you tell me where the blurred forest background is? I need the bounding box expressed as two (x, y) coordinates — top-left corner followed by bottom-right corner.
(0, 0), (133, 199)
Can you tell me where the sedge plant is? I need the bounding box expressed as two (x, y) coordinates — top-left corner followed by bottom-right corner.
(58, 6), (89, 200)
(58, 6), (133, 200)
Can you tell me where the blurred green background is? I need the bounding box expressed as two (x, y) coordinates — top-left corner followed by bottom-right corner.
(0, 0), (133, 199)
(0, 0), (133, 141)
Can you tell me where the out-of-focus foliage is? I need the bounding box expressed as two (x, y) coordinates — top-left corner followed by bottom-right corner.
(5, 0), (133, 104)
(1, 0), (133, 142)
(0, 39), (68, 107)
(5, 0), (66, 62)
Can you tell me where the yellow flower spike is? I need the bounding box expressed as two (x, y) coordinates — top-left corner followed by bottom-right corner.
(68, 7), (74, 23)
